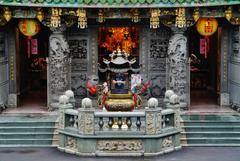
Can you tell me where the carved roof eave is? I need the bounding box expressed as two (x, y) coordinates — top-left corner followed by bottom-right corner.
(0, 2), (240, 8)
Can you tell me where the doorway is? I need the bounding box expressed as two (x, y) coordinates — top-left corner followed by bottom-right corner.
(17, 23), (50, 111)
(188, 24), (221, 110)
(97, 26), (140, 83)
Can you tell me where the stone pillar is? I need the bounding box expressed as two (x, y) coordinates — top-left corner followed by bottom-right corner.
(47, 27), (71, 110)
(167, 27), (189, 109)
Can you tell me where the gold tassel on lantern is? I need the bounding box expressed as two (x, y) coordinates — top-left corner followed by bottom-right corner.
(192, 8), (200, 22)
(225, 7), (232, 21)
(3, 7), (12, 22)
(36, 8), (44, 22)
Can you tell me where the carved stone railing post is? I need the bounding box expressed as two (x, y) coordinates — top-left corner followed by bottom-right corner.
(145, 98), (162, 134)
(47, 26), (71, 110)
(59, 103), (73, 129)
(78, 98), (95, 135)
(167, 27), (189, 109)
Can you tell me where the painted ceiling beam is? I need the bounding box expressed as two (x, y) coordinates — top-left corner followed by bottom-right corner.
(0, 0), (240, 8)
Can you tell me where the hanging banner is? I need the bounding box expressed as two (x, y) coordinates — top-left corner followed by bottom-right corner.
(18, 19), (40, 37)
(196, 18), (218, 36)
(31, 39), (38, 55)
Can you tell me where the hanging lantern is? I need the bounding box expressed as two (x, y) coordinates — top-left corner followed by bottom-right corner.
(175, 8), (186, 28)
(3, 7), (12, 22)
(196, 18), (218, 36)
(77, 9), (87, 29)
(50, 8), (61, 28)
(18, 19), (40, 37)
(36, 8), (44, 22)
(225, 7), (232, 21)
(150, 9), (160, 29)
(98, 9), (105, 23)
(192, 8), (200, 22)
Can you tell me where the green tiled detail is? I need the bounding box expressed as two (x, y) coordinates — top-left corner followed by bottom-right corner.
(146, 0), (153, 4)
(92, 0), (98, 4)
(131, 0), (137, 3)
(69, 0), (75, 3)
(138, 0), (145, 4)
(170, 0), (176, 3)
(154, 0), (160, 3)
(77, 0), (83, 4)
(178, 0), (185, 3)
(115, 0), (121, 4)
(123, 0), (129, 4)
(54, 0), (60, 3)
(162, 0), (168, 3)
(46, 0), (52, 3)
(61, 0), (67, 3)
(38, 0), (44, 3)
(107, 0), (113, 5)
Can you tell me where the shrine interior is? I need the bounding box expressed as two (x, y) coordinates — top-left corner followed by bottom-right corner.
(188, 20), (221, 107)
(98, 26), (140, 83)
(17, 22), (50, 109)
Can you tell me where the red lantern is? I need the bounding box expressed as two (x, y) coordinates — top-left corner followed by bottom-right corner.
(196, 18), (218, 36)
(18, 19), (40, 37)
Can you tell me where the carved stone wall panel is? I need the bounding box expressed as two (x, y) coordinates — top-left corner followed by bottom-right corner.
(149, 74), (166, 98)
(232, 26), (240, 61)
(156, 112), (162, 132)
(97, 140), (143, 151)
(67, 29), (89, 106)
(148, 27), (171, 99)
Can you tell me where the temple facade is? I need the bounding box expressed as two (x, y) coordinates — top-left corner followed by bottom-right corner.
(0, 2), (240, 111)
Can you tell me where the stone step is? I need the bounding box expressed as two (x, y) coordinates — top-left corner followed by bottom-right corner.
(181, 131), (240, 137)
(0, 122), (56, 127)
(181, 121), (240, 126)
(181, 137), (240, 144)
(182, 126), (240, 132)
(0, 127), (56, 133)
(0, 132), (56, 139)
(0, 139), (58, 145)
(181, 115), (240, 121)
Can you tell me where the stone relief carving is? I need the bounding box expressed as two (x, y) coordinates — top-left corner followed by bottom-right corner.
(232, 27), (240, 59)
(146, 113), (155, 134)
(156, 113), (162, 132)
(149, 28), (171, 100)
(48, 31), (71, 108)
(162, 136), (173, 149)
(174, 109), (181, 128)
(69, 39), (87, 59)
(167, 31), (188, 104)
(65, 136), (77, 150)
(85, 113), (94, 134)
(97, 140), (143, 151)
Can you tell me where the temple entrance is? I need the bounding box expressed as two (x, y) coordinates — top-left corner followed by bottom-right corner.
(16, 24), (50, 111)
(188, 23), (221, 111)
(98, 26), (140, 84)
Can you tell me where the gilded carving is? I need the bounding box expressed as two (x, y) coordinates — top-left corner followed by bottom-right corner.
(146, 113), (155, 134)
(97, 140), (143, 151)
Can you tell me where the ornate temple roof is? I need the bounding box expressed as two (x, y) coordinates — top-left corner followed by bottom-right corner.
(0, 0), (240, 8)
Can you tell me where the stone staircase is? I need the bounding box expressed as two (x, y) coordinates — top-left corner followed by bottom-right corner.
(0, 114), (58, 147)
(181, 114), (240, 146)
